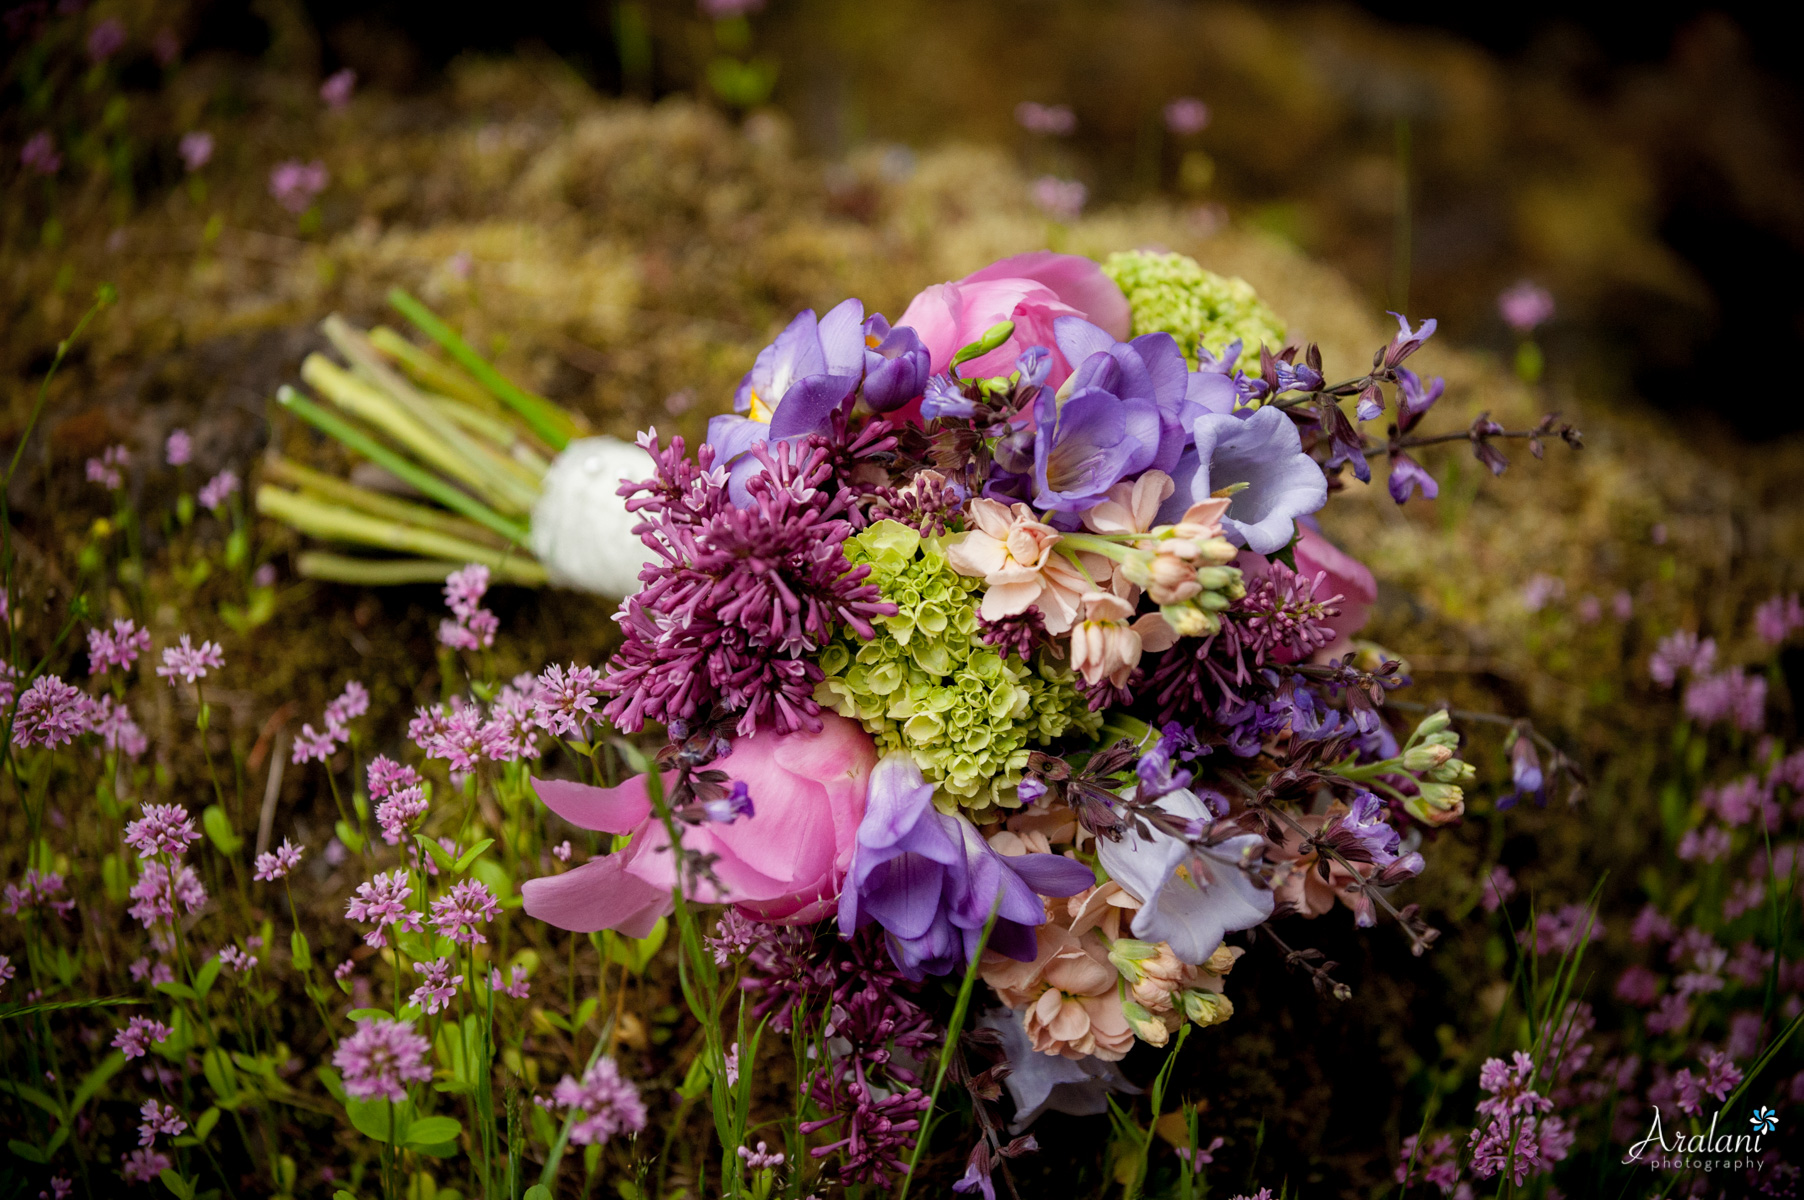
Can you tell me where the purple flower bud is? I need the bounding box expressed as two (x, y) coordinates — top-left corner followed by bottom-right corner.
(1017, 777), (1048, 805)
(992, 422), (1037, 475)
(703, 780), (755, 824)
(1355, 384), (1384, 422)
(860, 316), (931, 413)
(1381, 312), (1437, 370)
(1387, 450), (1438, 504)
(1015, 345), (1052, 388)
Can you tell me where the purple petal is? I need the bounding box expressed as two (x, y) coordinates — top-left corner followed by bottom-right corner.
(1006, 852), (1096, 897)
(1052, 315), (1117, 370)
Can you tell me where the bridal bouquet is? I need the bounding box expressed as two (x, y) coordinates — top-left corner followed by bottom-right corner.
(514, 249), (1580, 1194)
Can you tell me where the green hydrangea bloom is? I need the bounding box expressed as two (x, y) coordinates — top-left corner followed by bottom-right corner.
(1102, 249), (1286, 368)
(815, 521), (1100, 817)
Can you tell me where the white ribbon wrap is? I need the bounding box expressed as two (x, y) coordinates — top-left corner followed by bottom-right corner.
(529, 436), (656, 597)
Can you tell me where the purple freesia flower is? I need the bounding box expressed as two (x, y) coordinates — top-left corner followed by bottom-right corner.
(859, 314), (931, 412)
(838, 754), (1094, 980)
(1095, 788), (1274, 963)
(1028, 317), (1215, 512)
(1160, 405), (1327, 555)
(707, 299), (865, 504)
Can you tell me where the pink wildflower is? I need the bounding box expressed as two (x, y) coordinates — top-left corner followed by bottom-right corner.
(178, 132), (213, 173)
(113, 1017), (173, 1060)
(344, 870), (423, 948)
(269, 160), (328, 214)
(319, 67), (356, 110)
(122, 1148), (172, 1185)
(532, 663), (603, 737)
(408, 957), (463, 1014)
(1163, 97), (1210, 135)
(253, 838), (304, 881)
(291, 723), (340, 764)
(137, 1099), (187, 1145)
(156, 635), (223, 685)
(334, 1018), (433, 1102)
(430, 878), (500, 946)
(124, 804), (201, 860)
(490, 964), (531, 999)
(1754, 593), (1804, 646)
(89, 618), (151, 673)
(10, 676), (91, 748)
(376, 785), (428, 845)
(85, 445), (129, 490)
(164, 429), (192, 466)
(544, 1057), (646, 1146)
(198, 468), (239, 510)
(20, 131), (60, 175)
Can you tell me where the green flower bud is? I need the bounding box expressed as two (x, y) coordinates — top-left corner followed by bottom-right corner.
(1400, 744), (1453, 772)
(1181, 989), (1234, 1027)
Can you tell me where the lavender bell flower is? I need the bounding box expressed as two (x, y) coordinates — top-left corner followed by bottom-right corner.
(1094, 788), (1274, 964)
(859, 314), (932, 413)
(838, 754), (1095, 980)
(707, 299), (866, 504)
(1159, 405), (1328, 555)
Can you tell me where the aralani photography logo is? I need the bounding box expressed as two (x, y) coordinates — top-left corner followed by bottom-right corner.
(1624, 1105), (1781, 1172)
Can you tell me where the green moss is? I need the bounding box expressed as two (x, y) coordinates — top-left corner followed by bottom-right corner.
(815, 521), (1100, 817)
(1103, 249), (1287, 367)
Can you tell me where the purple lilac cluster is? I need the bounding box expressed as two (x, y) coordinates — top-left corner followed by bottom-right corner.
(601, 435), (893, 737)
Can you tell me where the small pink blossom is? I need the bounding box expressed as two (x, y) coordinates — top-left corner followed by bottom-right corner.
(137, 1099), (186, 1145)
(1030, 175), (1087, 221)
(86, 18), (126, 61)
(291, 723), (340, 764)
(324, 680), (369, 733)
(85, 445), (129, 490)
(113, 1017), (173, 1060)
(376, 786), (428, 845)
(334, 1018), (433, 1102)
(1498, 281), (1555, 334)
(1015, 101), (1076, 136)
(164, 429), (193, 465)
(20, 131), (61, 175)
(1163, 97), (1210, 135)
(1480, 865), (1517, 913)
(269, 160), (329, 214)
(122, 1148), (172, 1185)
(156, 635), (223, 685)
(543, 1057), (647, 1146)
(253, 838), (304, 881)
(178, 132), (213, 173)
(198, 468), (239, 510)
(217, 945), (257, 972)
(345, 870), (423, 948)
(408, 957), (463, 1014)
(552, 840), (573, 862)
(490, 964), (531, 999)
(3, 869), (73, 918)
(319, 68), (356, 110)
(431, 879), (501, 946)
(128, 862), (206, 928)
(1755, 593), (1804, 646)
(124, 804), (201, 860)
(89, 618), (152, 673)
(10, 676), (92, 748)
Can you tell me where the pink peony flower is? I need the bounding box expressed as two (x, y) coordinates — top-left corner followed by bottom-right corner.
(523, 714), (876, 934)
(896, 251), (1130, 389)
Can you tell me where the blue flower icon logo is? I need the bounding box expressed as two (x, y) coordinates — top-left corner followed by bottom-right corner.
(1751, 1106), (1778, 1135)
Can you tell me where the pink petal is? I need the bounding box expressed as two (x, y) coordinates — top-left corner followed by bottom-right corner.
(521, 854), (670, 936)
(530, 775), (655, 834)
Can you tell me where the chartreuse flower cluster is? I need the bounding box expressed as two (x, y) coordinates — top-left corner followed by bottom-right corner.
(815, 521), (1100, 816)
(1103, 249), (1287, 366)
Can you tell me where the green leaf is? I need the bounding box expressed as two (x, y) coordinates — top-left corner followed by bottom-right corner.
(415, 834), (455, 872)
(155, 980), (198, 1002)
(7, 1138), (47, 1163)
(454, 838), (495, 872)
(193, 956), (223, 999)
(72, 1050), (125, 1115)
(316, 1065), (348, 1106)
(524, 1187), (553, 1200)
(202, 804), (242, 855)
(194, 1106), (221, 1140)
(603, 917), (667, 975)
(201, 1048), (239, 1102)
(158, 1168), (195, 1200)
(291, 929), (313, 973)
(335, 819), (365, 854)
(344, 1095), (414, 1141)
(347, 1008), (393, 1023)
(0, 1080), (63, 1117)
(334, 1192), (358, 1200)
(403, 1115), (463, 1147)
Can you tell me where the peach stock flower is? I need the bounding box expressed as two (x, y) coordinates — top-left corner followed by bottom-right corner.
(947, 498), (1107, 634)
(981, 882), (1141, 1060)
(1068, 591), (1178, 688)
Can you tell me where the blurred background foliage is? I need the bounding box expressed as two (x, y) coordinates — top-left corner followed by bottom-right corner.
(4, 0), (1803, 1193)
